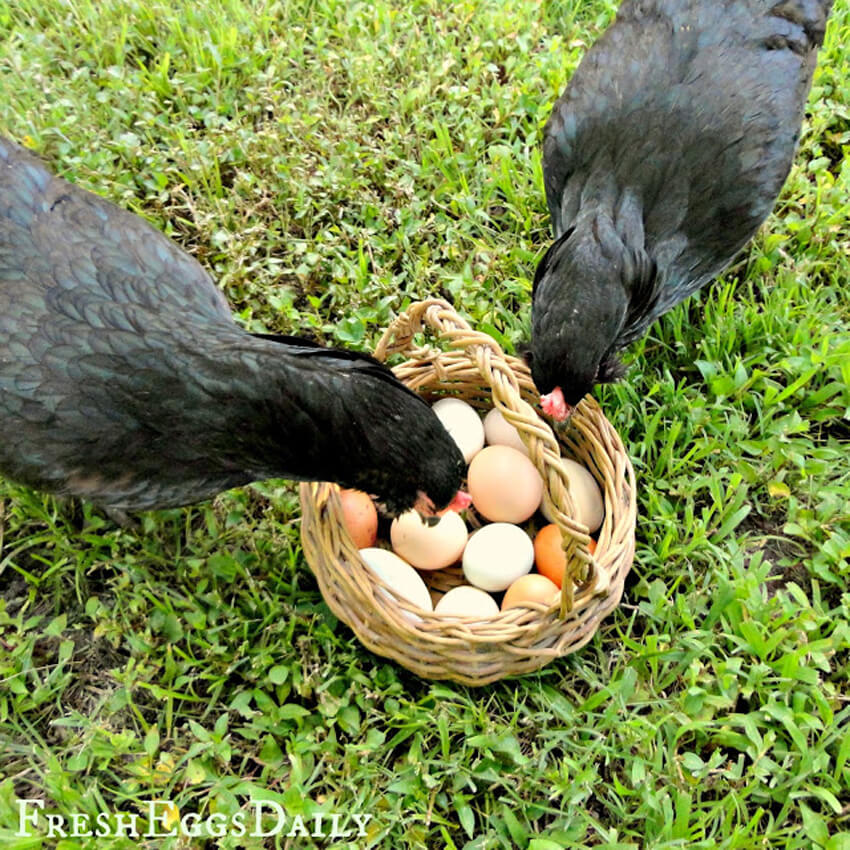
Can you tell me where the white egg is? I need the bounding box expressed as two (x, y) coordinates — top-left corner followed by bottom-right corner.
(390, 510), (468, 570)
(359, 547), (433, 622)
(462, 523), (534, 592)
(431, 397), (485, 463)
(435, 585), (500, 621)
(542, 458), (605, 533)
(483, 407), (529, 456)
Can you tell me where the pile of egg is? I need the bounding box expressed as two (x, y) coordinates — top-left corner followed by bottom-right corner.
(340, 398), (604, 623)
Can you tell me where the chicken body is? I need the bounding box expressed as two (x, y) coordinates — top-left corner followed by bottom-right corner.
(0, 137), (465, 516)
(531, 0), (834, 417)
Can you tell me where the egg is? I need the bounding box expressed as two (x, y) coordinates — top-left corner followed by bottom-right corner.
(501, 574), (560, 611)
(483, 407), (529, 456)
(462, 523), (534, 592)
(434, 585), (500, 620)
(390, 509), (467, 570)
(533, 523), (598, 588)
(541, 457), (605, 533)
(431, 398), (485, 463)
(359, 547), (433, 621)
(338, 488), (378, 548)
(467, 445), (543, 523)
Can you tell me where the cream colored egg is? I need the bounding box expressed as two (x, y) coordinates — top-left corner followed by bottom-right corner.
(542, 457), (605, 533)
(483, 407), (529, 456)
(434, 585), (500, 620)
(462, 523), (534, 592)
(390, 510), (468, 570)
(432, 398), (485, 463)
(467, 445), (543, 523)
(359, 547), (433, 622)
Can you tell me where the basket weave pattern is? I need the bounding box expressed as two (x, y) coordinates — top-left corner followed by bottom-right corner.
(299, 299), (636, 685)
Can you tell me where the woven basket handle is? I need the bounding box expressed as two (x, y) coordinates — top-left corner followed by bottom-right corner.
(374, 298), (601, 614)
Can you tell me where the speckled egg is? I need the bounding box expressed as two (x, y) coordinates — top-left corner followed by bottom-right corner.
(390, 510), (468, 570)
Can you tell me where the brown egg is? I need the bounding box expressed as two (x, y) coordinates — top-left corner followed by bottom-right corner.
(339, 489), (378, 548)
(534, 523), (597, 589)
(501, 574), (560, 611)
(467, 445), (543, 523)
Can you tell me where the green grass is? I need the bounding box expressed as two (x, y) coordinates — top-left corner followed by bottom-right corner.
(1, 0), (849, 847)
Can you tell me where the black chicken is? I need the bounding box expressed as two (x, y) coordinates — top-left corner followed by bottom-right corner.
(0, 137), (468, 518)
(530, 0), (834, 420)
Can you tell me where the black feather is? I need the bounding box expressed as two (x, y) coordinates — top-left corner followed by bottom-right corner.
(530, 0), (834, 402)
(596, 356), (627, 384)
(532, 226), (575, 299)
(251, 331), (427, 403)
(0, 137), (465, 515)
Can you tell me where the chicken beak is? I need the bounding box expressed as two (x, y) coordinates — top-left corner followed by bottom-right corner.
(442, 490), (472, 514)
(540, 387), (572, 421)
(413, 489), (471, 524)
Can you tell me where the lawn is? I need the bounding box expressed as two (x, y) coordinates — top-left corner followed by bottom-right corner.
(0, 0), (849, 847)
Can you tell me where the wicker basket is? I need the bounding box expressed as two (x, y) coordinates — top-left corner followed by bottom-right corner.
(299, 299), (636, 685)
